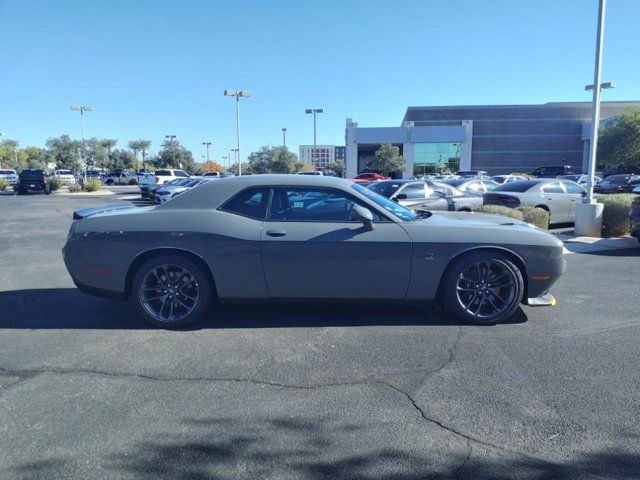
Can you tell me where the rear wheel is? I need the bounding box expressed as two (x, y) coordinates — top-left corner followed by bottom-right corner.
(442, 251), (524, 325)
(132, 254), (213, 328)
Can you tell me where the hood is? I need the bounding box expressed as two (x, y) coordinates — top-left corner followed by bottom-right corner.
(419, 210), (529, 228)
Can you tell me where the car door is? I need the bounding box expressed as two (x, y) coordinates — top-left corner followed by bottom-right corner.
(260, 186), (412, 299)
(394, 182), (429, 209)
(561, 181), (586, 222)
(423, 187), (450, 211)
(541, 181), (571, 223)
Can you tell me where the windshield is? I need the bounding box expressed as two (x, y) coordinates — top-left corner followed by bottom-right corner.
(366, 181), (402, 198)
(352, 183), (418, 221)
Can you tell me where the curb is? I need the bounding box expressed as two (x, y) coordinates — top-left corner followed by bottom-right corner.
(554, 233), (639, 254)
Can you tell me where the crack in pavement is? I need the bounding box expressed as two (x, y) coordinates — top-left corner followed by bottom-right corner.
(0, 365), (607, 479)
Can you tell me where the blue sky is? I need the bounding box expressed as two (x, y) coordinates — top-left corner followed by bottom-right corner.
(1, 0), (639, 165)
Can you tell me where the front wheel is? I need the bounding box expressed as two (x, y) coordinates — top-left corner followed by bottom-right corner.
(441, 251), (524, 325)
(132, 254), (214, 328)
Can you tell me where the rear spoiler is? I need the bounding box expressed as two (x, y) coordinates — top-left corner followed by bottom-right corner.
(73, 204), (131, 220)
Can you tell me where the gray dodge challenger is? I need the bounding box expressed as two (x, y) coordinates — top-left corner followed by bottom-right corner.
(63, 175), (565, 327)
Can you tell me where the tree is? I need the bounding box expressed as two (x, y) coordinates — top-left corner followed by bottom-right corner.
(247, 145), (302, 174)
(85, 138), (109, 170)
(110, 148), (136, 171)
(367, 143), (406, 176)
(0, 140), (19, 169)
(598, 108), (640, 167)
(128, 139), (152, 171)
(19, 146), (46, 170)
(325, 159), (345, 177)
(228, 161), (250, 175)
(45, 135), (81, 171)
(156, 139), (195, 172)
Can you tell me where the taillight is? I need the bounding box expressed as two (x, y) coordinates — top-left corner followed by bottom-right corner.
(155, 176), (160, 183)
(42, 177), (47, 183)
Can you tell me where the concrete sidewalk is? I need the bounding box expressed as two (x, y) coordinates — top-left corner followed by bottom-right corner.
(555, 233), (639, 254)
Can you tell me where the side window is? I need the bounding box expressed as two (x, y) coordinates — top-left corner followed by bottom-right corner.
(543, 182), (564, 194)
(400, 183), (426, 199)
(268, 187), (383, 222)
(175, 170), (189, 178)
(563, 182), (585, 194)
(466, 181), (482, 192)
(155, 170), (170, 176)
(220, 187), (270, 220)
(484, 182), (498, 191)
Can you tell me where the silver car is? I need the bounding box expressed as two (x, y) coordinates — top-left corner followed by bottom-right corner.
(483, 179), (586, 225)
(63, 175), (565, 327)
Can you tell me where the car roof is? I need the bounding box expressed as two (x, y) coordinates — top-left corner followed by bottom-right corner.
(372, 179), (415, 185)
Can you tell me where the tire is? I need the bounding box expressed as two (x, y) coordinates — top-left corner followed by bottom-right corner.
(131, 254), (214, 328)
(441, 251), (524, 325)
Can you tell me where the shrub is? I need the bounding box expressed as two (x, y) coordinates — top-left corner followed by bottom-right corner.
(0, 178), (9, 191)
(516, 206), (549, 230)
(83, 179), (102, 192)
(127, 177), (139, 185)
(473, 205), (525, 221)
(68, 184), (82, 193)
(596, 194), (636, 237)
(48, 177), (62, 192)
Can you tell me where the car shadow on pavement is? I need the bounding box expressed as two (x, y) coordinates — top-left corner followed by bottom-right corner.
(0, 288), (529, 330)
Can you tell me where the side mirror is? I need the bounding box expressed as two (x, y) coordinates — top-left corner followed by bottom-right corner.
(581, 190), (587, 197)
(395, 193), (408, 200)
(350, 204), (374, 231)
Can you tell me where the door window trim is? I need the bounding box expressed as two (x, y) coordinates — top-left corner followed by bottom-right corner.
(218, 187), (273, 220)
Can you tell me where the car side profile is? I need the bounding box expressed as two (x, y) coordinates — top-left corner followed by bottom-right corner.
(442, 178), (500, 195)
(63, 175), (565, 328)
(483, 179), (586, 225)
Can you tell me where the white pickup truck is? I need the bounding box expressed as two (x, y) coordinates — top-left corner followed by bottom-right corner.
(54, 169), (77, 185)
(139, 169), (189, 198)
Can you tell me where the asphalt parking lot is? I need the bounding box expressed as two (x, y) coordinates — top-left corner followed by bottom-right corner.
(1, 189), (639, 479)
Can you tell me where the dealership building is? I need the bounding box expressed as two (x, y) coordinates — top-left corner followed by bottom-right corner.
(345, 101), (640, 178)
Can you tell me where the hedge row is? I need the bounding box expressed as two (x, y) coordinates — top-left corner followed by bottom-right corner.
(595, 194), (638, 237)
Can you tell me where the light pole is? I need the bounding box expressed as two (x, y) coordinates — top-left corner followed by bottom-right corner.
(230, 148), (239, 173)
(575, 0), (613, 237)
(165, 135), (177, 167)
(202, 141), (212, 163)
(305, 108), (323, 167)
(70, 105), (93, 176)
(282, 127), (287, 147)
(224, 89), (251, 175)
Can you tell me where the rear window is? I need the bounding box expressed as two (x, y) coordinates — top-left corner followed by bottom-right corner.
(0, 170), (16, 174)
(494, 181), (539, 192)
(175, 170), (189, 177)
(220, 187), (270, 220)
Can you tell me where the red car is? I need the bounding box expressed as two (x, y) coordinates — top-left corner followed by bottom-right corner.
(348, 172), (388, 184)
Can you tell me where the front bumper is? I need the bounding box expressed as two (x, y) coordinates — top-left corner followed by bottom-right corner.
(526, 292), (557, 307)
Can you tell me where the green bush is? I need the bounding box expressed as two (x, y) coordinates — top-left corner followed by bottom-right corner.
(0, 178), (9, 191)
(516, 206), (549, 230)
(83, 179), (102, 192)
(596, 194), (636, 237)
(68, 183), (82, 193)
(48, 177), (62, 192)
(473, 205), (525, 221)
(127, 177), (139, 185)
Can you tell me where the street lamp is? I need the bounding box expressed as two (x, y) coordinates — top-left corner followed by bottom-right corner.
(70, 105), (93, 176)
(230, 148), (239, 173)
(282, 127), (287, 147)
(202, 141), (212, 163)
(165, 135), (177, 167)
(224, 89), (251, 175)
(575, 0), (612, 237)
(305, 108), (323, 166)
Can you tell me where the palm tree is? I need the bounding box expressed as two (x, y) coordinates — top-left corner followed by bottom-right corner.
(127, 140), (140, 170)
(137, 140), (152, 171)
(100, 139), (118, 171)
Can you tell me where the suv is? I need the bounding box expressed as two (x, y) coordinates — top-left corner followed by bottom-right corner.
(16, 169), (51, 194)
(0, 169), (18, 185)
(53, 169), (77, 185)
(529, 165), (576, 178)
(139, 169), (189, 198)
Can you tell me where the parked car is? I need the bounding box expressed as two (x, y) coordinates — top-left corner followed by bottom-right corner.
(200, 172), (233, 178)
(139, 169), (190, 198)
(15, 169), (51, 195)
(630, 197), (640, 245)
(483, 179), (586, 225)
(367, 179), (482, 212)
(529, 165), (576, 178)
(347, 172), (388, 184)
(561, 174), (602, 186)
(492, 175), (527, 184)
(632, 185), (640, 194)
(84, 170), (104, 182)
(0, 168), (18, 185)
(456, 170), (488, 178)
(104, 172), (137, 185)
(593, 174), (640, 194)
(63, 175), (564, 327)
(155, 178), (207, 204)
(54, 169), (77, 185)
(148, 178), (192, 202)
(297, 171), (336, 176)
(442, 178), (500, 195)
(601, 165), (640, 177)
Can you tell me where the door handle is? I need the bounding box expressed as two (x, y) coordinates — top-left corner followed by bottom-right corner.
(266, 229), (286, 237)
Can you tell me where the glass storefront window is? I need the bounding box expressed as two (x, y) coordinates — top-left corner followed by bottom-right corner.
(413, 143), (460, 175)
